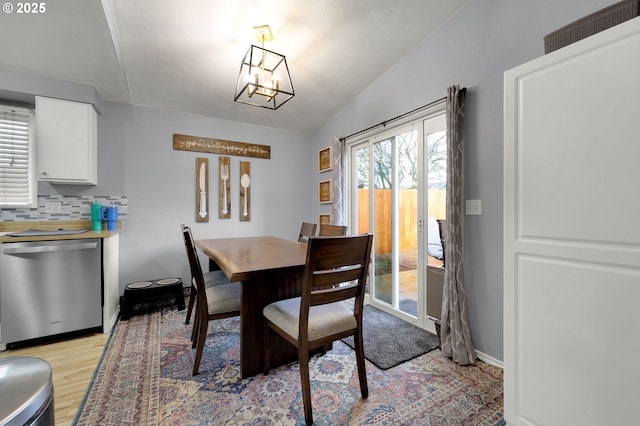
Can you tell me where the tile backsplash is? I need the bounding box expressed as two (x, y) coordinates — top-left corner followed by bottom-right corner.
(0, 195), (128, 222)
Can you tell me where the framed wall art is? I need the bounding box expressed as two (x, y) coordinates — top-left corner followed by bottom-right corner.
(319, 214), (331, 225)
(318, 146), (332, 172)
(319, 179), (332, 204)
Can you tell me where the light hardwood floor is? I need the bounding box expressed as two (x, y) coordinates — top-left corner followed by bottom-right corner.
(0, 333), (108, 426)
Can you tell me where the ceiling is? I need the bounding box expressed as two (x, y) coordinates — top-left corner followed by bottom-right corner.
(0, 0), (468, 133)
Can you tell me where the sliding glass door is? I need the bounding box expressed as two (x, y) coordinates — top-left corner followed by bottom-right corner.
(351, 123), (422, 321)
(349, 108), (446, 328)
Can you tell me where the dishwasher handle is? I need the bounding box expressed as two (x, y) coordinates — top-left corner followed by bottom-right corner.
(3, 241), (99, 254)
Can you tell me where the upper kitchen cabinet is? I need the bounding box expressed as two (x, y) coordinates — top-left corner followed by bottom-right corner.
(36, 96), (97, 185)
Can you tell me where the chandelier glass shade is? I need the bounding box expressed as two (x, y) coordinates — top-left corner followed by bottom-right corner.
(234, 27), (294, 110)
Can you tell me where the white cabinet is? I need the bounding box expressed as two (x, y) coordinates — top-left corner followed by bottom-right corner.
(503, 17), (640, 426)
(36, 96), (97, 185)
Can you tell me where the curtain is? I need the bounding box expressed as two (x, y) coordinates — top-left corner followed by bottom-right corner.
(331, 137), (346, 225)
(440, 85), (477, 365)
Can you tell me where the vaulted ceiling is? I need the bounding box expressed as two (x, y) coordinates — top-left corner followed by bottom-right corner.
(0, 0), (468, 133)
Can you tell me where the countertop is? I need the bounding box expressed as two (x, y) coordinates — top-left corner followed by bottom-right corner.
(0, 220), (121, 243)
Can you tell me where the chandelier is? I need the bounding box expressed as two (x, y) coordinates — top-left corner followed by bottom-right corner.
(233, 25), (295, 110)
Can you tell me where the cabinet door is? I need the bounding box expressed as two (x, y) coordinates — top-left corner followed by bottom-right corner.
(503, 18), (640, 426)
(36, 96), (97, 185)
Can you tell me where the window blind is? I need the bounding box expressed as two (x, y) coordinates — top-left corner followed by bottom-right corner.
(0, 105), (35, 207)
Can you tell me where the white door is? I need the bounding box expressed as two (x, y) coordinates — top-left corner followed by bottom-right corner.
(504, 18), (640, 426)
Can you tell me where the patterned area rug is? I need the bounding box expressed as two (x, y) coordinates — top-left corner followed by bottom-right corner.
(75, 306), (504, 425)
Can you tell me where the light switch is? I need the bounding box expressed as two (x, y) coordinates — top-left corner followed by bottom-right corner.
(465, 199), (481, 215)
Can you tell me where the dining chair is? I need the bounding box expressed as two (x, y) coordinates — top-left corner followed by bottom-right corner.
(180, 225), (241, 375)
(436, 219), (446, 267)
(317, 223), (347, 236)
(180, 225), (233, 326)
(263, 234), (374, 425)
(180, 229), (239, 353)
(297, 222), (317, 243)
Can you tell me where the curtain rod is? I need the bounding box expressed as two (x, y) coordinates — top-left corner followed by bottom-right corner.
(339, 95), (448, 142)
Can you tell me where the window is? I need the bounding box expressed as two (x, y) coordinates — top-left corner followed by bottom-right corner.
(0, 105), (36, 207)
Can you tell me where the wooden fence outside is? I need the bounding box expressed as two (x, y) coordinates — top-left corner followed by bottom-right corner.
(357, 188), (445, 254)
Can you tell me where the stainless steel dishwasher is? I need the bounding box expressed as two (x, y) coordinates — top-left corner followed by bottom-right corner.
(0, 239), (102, 349)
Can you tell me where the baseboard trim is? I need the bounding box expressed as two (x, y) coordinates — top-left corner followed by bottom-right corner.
(476, 349), (503, 369)
(105, 306), (120, 333)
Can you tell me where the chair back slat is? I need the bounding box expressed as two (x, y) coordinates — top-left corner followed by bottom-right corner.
(312, 267), (362, 289)
(318, 224), (348, 236)
(309, 236), (369, 270)
(311, 285), (359, 306)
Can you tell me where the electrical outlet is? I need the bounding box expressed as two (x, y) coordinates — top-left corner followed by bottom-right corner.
(465, 199), (481, 215)
(44, 201), (62, 213)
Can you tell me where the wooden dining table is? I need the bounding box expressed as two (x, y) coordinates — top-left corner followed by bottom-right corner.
(194, 236), (309, 378)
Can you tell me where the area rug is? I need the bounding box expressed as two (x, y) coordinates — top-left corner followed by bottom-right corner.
(342, 305), (440, 370)
(74, 310), (163, 425)
(75, 305), (504, 425)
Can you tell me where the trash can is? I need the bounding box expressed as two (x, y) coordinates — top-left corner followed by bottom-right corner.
(0, 356), (54, 426)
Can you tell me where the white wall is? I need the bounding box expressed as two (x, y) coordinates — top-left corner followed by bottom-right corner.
(311, 0), (619, 361)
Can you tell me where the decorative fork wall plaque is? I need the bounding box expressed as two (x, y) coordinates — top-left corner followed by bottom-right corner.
(219, 156), (231, 219)
(239, 161), (251, 221)
(196, 157), (209, 222)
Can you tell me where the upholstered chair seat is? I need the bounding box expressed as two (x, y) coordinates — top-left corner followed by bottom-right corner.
(263, 298), (356, 341)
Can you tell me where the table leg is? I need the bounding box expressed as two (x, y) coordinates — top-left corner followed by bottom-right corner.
(240, 268), (303, 378)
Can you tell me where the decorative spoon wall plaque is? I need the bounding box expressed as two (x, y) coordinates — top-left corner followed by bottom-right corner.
(239, 161), (251, 221)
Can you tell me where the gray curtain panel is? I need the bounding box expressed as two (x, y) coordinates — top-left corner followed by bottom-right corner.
(440, 85), (477, 365)
(331, 137), (346, 226)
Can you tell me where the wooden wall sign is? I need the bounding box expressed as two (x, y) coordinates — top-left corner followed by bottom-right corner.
(196, 158), (209, 222)
(173, 133), (271, 159)
(239, 161), (251, 221)
(218, 156), (231, 219)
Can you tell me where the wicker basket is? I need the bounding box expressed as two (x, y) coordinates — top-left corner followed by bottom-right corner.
(544, 0), (640, 53)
